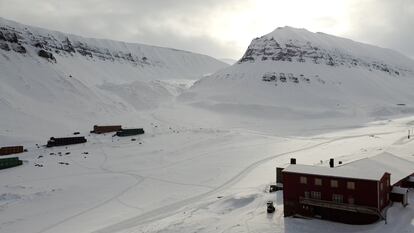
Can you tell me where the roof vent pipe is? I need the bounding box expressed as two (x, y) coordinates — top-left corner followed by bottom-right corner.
(329, 158), (334, 168)
(290, 158), (296, 165)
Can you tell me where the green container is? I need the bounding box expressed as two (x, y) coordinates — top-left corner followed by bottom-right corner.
(115, 128), (145, 137)
(0, 157), (23, 170)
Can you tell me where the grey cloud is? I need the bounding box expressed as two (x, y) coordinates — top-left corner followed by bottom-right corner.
(0, 0), (243, 58)
(345, 0), (414, 59)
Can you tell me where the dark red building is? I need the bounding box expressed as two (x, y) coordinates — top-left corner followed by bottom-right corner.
(91, 125), (122, 134)
(282, 153), (414, 224)
(0, 146), (24, 156)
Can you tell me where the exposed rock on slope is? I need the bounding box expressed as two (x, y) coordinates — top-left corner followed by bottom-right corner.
(239, 27), (411, 77)
(0, 17), (227, 81)
(184, 27), (414, 122)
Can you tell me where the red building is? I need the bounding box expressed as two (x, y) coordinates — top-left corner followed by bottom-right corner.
(0, 146), (24, 156)
(91, 125), (122, 134)
(282, 153), (414, 224)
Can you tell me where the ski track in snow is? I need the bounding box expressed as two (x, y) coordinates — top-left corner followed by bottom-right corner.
(35, 136), (147, 233)
(92, 129), (401, 233)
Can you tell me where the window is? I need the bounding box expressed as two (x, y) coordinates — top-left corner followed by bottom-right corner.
(380, 183), (383, 191)
(311, 191), (321, 200)
(347, 181), (355, 190)
(314, 178), (322, 186)
(380, 198), (383, 206)
(332, 194), (343, 203)
(331, 180), (338, 188)
(300, 176), (307, 184)
(348, 197), (355, 204)
(304, 191), (309, 198)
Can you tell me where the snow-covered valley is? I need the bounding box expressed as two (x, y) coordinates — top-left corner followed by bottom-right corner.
(2, 112), (414, 233)
(1, 18), (414, 233)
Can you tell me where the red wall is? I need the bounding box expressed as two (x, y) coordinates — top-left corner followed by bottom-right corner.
(283, 172), (381, 208)
(379, 173), (391, 209)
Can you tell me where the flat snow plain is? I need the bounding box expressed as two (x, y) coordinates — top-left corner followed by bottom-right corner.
(1, 106), (414, 233)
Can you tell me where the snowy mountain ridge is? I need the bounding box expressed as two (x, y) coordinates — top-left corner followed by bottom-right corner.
(0, 17), (227, 141)
(184, 27), (414, 126)
(239, 26), (413, 77)
(0, 17), (227, 83)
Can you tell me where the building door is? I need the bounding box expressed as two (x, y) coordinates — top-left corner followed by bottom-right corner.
(313, 207), (322, 219)
(403, 193), (408, 206)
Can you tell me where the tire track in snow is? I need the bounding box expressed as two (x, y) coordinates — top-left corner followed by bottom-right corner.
(35, 174), (145, 233)
(93, 130), (400, 233)
(35, 137), (146, 233)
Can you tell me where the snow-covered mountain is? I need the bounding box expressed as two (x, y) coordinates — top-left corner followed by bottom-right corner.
(183, 26), (414, 123)
(219, 58), (237, 65)
(0, 17), (227, 142)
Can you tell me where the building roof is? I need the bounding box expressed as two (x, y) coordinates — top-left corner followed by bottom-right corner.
(283, 152), (414, 184)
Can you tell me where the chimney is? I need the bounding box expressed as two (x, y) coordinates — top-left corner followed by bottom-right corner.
(329, 158), (334, 168)
(290, 158), (296, 164)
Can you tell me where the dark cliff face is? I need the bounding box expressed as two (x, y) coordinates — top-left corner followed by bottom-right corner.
(0, 24), (153, 66)
(239, 36), (406, 77)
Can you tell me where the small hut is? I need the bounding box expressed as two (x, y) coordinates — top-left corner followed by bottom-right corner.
(0, 157), (23, 170)
(0, 146), (24, 156)
(91, 125), (122, 134)
(115, 128), (145, 137)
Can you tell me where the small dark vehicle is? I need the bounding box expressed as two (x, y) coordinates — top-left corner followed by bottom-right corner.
(269, 185), (277, 192)
(269, 184), (283, 192)
(267, 201), (275, 213)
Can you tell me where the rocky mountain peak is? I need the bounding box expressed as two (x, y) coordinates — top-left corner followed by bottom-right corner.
(239, 27), (413, 77)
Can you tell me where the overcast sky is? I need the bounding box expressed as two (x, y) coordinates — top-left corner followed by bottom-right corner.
(0, 0), (413, 60)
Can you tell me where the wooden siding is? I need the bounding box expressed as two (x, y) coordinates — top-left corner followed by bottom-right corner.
(0, 146), (24, 156)
(283, 171), (387, 224)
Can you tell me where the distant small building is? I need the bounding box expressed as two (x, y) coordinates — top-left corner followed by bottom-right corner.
(115, 128), (145, 137)
(47, 136), (87, 147)
(91, 125), (122, 134)
(0, 146), (24, 156)
(282, 153), (414, 224)
(0, 157), (23, 170)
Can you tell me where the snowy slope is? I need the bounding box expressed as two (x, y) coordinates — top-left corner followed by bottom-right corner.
(184, 27), (414, 123)
(219, 58), (237, 65)
(0, 18), (227, 142)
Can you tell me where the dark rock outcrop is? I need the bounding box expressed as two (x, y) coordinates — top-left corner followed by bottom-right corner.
(0, 23), (156, 66)
(11, 44), (26, 53)
(0, 42), (10, 51)
(239, 36), (405, 76)
(38, 49), (56, 61)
